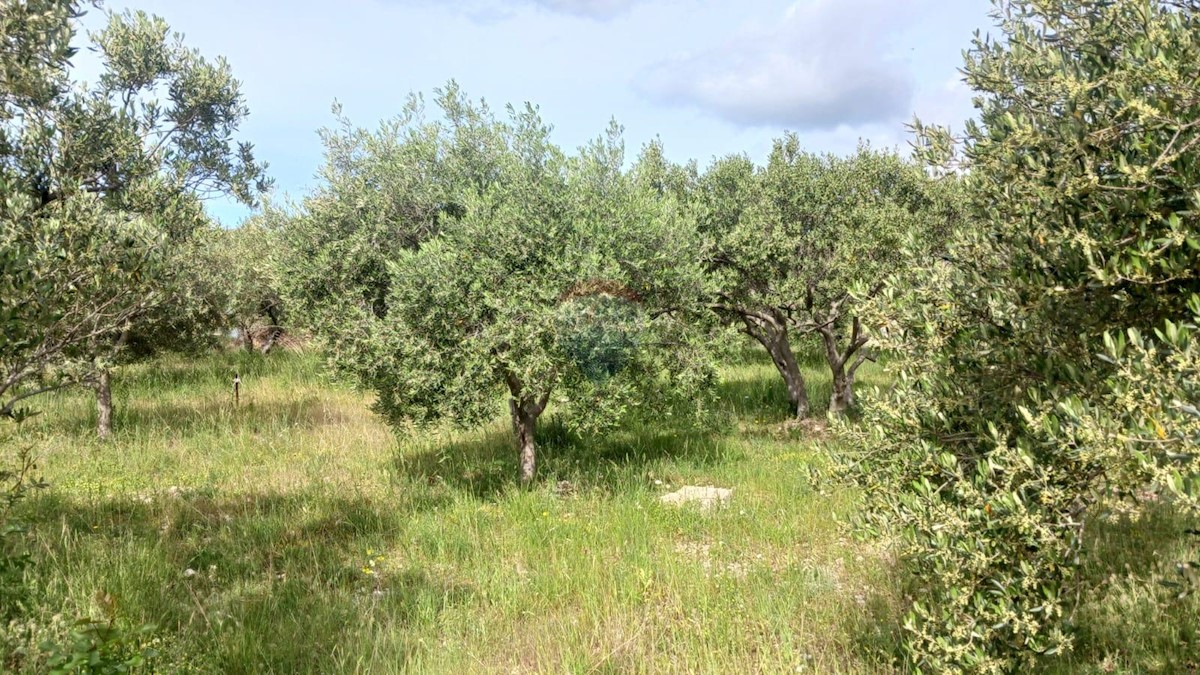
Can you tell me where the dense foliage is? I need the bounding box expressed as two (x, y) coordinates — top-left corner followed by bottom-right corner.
(697, 141), (957, 417)
(203, 220), (287, 353)
(0, 0), (267, 435)
(280, 87), (718, 482)
(4, 0), (1198, 669)
(841, 0), (1200, 670)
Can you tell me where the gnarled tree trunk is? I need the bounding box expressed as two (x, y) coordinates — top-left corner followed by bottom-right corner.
(740, 311), (810, 419)
(258, 327), (282, 355)
(94, 369), (113, 439)
(505, 372), (551, 484)
(827, 361), (856, 416)
(259, 301), (284, 355)
(510, 399), (539, 483)
(817, 315), (871, 416)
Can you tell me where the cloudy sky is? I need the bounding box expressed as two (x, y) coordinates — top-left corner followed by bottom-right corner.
(76, 0), (996, 224)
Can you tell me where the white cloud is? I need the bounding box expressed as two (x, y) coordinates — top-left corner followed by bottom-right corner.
(529, 0), (641, 18)
(386, 0), (646, 20)
(634, 0), (919, 130)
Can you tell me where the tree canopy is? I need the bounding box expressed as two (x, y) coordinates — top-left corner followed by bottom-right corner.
(0, 0), (267, 434)
(699, 140), (957, 417)
(6, 2), (1197, 668)
(280, 86), (717, 482)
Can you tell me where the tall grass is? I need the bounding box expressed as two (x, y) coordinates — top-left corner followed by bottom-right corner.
(1, 347), (1194, 672)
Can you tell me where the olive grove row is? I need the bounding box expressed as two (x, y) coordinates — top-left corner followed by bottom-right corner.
(3, 0), (1198, 670)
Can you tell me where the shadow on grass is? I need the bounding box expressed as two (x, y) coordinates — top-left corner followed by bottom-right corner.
(117, 349), (318, 392)
(717, 372), (832, 424)
(717, 343), (895, 424)
(1055, 504), (1200, 673)
(25, 350), (333, 438)
(388, 352), (856, 498)
(392, 415), (738, 500)
(17, 489), (471, 673)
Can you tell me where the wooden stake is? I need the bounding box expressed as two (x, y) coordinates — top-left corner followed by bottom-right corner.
(234, 373), (241, 406)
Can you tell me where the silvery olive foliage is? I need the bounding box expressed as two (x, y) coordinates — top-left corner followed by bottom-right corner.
(840, 0), (1200, 670)
(278, 85), (718, 483)
(201, 218), (287, 353)
(1, 0), (268, 434)
(696, 141), (958, 418)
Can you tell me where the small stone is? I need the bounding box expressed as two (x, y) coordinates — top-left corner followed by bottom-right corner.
(183, 568), (196, 577)
(659, 485), (733, 511)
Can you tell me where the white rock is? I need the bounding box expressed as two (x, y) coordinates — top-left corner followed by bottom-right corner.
(659, 485), (733, 511)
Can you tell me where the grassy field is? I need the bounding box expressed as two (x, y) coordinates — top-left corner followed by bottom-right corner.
(2, 348), (1197, 673)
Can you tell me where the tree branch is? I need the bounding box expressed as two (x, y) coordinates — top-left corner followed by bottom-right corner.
(0, 382), (72, 418)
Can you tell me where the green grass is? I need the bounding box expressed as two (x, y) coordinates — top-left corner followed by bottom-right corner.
(1048, 505), (1200, 674)
(1, 347), (1196, 673)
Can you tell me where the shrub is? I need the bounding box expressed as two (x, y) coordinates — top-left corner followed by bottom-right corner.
(840, 0), (1200, 670)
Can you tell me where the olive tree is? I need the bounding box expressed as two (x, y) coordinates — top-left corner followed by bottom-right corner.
(699, 141), (950, 417)
(0, 0), (268, 435)
(1, 0), (161, 423)
(202, 219), (287, 353)
(281, 88), (716, 483)
(273, 85), (490, 364)
(0, 188), (162, 420)
(631, 137), (700, 204)
(841, 0), (1200, 669)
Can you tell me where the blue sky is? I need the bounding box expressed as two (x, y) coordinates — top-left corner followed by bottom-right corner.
(77, 0), (996, 225)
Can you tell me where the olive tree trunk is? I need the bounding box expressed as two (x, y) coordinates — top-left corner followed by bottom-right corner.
(259, 301), (284, 355)
(505, 372), (552, 484)
(816, 315), (871, 416)
(240, 324), (255, 352)
(827, 360), (856, 416)
(94, 369), (113, 439)
(740, 312), (810, 419)
(510, 399), (540, 483)
(258, 328), (282, 355)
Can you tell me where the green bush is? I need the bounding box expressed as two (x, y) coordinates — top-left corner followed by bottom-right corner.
(41, 592), (158, 675)
(840, 0), (1200, 670)
(1, 445), (44, 620)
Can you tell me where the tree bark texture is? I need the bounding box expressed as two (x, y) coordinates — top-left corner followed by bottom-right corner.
(241, 324), (255, 352)
(505, 372), (551, 484)
(741, 313), (810, 419)
(817, 315), (870, 416)
(95, 369), (113, 439)
(510, 399), (539, 484)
